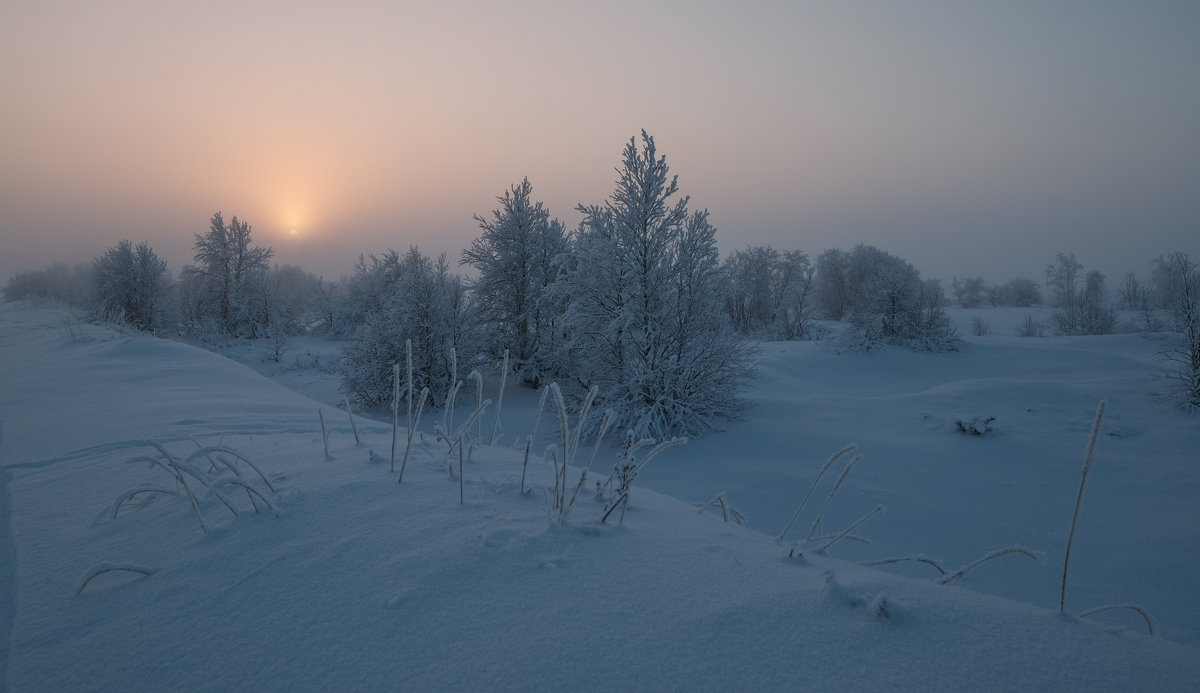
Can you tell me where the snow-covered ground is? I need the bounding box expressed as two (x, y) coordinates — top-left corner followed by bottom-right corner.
(2, 302), (1198, 690)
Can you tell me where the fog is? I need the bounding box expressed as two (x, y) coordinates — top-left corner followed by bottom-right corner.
(2, 1), (1197, 285)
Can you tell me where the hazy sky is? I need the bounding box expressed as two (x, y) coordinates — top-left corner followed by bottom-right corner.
(2, 0), (1197, 285)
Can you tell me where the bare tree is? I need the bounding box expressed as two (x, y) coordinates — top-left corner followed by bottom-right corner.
(951, 276), (986, 308)
(184, 211), (274, 335)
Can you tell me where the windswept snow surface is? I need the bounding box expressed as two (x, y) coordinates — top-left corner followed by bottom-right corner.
(1, 303), (1198, 691)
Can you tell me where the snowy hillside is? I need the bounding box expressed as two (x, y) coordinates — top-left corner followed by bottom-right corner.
(2, 303), (1198, 691)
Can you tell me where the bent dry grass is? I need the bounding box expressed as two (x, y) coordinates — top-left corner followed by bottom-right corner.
(110, 441), (278, 534)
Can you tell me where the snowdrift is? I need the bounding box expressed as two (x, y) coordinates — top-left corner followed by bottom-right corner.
(2, 304), (1197, 691)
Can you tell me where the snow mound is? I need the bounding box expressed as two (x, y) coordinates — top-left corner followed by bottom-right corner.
(2, 303), (1197, 691)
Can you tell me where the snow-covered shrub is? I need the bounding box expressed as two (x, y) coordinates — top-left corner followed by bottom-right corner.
(1152, 251), (1200, 408)
(1016, 313), (1046, 338)
(834, 246), (958, 352)
(551, 131), (755, 438)
(970, 316), (991, 337)
(86, 240), (173, 331)
(340, 247), (484, 408)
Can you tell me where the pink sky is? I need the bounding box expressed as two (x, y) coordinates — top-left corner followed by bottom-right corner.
(2, 1), (1197, 284)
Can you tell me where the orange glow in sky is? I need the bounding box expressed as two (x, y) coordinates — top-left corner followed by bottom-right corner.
(1, 1), (1198, 283)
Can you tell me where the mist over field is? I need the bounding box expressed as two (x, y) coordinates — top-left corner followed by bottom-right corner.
(2, 1), (1197, 285)
(3, 2), (1200, 690)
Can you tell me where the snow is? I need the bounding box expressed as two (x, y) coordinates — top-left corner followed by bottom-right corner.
(2, 302), (1198, 690)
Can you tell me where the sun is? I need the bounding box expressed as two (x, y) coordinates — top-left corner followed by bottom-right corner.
(288, 228), (300, 238)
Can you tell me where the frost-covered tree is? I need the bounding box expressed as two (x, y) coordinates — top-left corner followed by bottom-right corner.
(340, 248), (482, 408)
(1079, 270), (1115, 335)
(835, 244), (957, 351)
(815, 248), (850, 319)
(262, 264), (326, 335)
(555, 131), (753, 438)
(462, 178), (568, 386)
(183, 211), (274, 336)
(87, 239), (172, 330)
(1046, 253), (1112, 335)
(1152, 251), (1200, 407)
(951, 276), (986, 308)
(2, 262), (90, 307)
(723, 245), (815, 339)
(988, 277), (1041, 307)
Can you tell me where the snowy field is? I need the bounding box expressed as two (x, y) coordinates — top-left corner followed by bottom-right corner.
(2, 302), (1199, 690)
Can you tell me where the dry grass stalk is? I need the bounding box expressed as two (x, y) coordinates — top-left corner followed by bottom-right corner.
(1079, 605), (1155, 636)
(808, 453), (862, 541)
(319, 409), (331, 461)
(77, 563), (157, 593)
(1060, 400), (1105, 612)
(937, 546), (1041, 585)
(489, 350), (508, 445)
(779, 444), (856, 541)
(344, 396), (360, 446)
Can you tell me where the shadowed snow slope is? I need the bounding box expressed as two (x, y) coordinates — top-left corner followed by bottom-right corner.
(1, 303), (1198, 691)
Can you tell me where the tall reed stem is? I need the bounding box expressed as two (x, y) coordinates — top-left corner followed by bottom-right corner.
(1061, 400), (1105, 612)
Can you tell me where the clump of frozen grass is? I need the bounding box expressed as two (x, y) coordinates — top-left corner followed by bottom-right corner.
(1059, 400), (1156, 636)
(520, 384), (551, 495)
(397, 387), (430, 484)
(434, 396), (492, 504)
(396, 340), (431, 484)
(599, 430), (685, 525)
(806, 451), (863, 542)
(779, 444), (856, 541)
(777, 444), (888, 555)
(954, 416), (996, 435)
(110, 441), (277, 533)
(696, 492), (746, 525)
(535, 384), (613, 521)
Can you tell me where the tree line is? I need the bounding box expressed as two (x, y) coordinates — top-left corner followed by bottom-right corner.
(6, 132), (1199, 418)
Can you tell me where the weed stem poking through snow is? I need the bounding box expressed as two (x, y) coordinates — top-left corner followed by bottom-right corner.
(1060, 400), (1105, 612)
